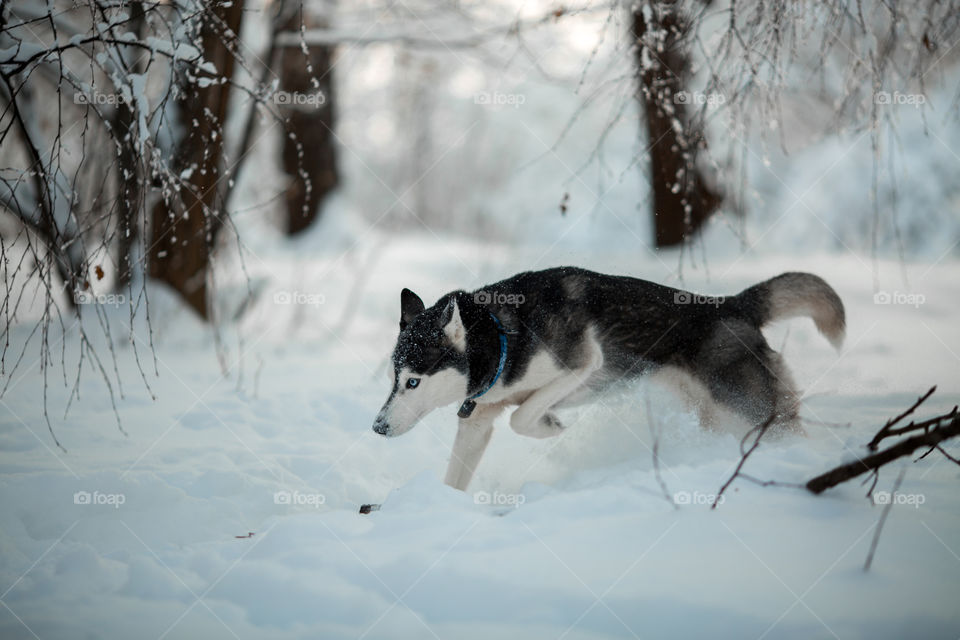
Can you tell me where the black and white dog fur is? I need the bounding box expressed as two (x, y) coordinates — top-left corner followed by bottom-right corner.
(373, 267), (845, 492)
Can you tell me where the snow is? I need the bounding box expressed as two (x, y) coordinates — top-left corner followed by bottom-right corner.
(144, 36), (202, 63)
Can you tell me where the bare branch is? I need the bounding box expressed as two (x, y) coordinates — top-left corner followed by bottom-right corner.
(807, 411), (960, 494)
(712, 413), (778, 509)
(867, 386), (937, 451)
(863, 466), (906, 571)
(646, 393), (677, 509)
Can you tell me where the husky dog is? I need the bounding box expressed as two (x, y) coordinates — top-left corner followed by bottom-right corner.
(373, 267), (844, 491)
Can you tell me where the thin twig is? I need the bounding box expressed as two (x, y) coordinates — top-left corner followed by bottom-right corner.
(867, 386), (936, 451)
(645, 393), (676, 509)
(864, 466), (906, 571)
(712, 413), (777, 509)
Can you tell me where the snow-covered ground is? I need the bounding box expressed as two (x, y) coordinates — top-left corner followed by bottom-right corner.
(2, 225), (959, 638)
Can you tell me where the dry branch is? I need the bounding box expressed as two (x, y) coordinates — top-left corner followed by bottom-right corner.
(711, 413), (777, 509)
(866, 386), (936, 451)
(863, 467), (905, 571)
(807, 410), (960, 494)
(646, 394), (677, 509)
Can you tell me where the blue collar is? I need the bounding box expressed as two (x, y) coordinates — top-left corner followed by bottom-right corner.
(457, 313), (514, 419)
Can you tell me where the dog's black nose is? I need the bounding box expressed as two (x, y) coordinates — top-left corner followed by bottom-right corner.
(372, 418), (390, 436)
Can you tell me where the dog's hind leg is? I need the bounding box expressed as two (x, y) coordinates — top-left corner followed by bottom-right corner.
(695, 320), (802, 432)
(510, 335), (603, 439)
(649, 365), (721, 430)
(757, 351), (803, 432)
(444, 403), (503, 491)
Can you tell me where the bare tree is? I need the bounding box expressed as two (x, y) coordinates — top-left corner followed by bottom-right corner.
(147, 0), (245, 319)
(0, 0), (333, 443)
(628, 0), (960, 250)
(632, 1), (721, 248)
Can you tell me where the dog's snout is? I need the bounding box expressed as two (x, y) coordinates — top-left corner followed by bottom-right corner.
(372, 417), (391, 436)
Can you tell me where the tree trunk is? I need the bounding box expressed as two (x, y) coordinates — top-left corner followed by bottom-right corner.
(277, 6), (338, 236)
(632, 2), (720, 248)
(148, 1), (244, 318)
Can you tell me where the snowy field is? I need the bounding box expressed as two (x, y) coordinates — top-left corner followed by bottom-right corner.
(2, 225), (959, 639)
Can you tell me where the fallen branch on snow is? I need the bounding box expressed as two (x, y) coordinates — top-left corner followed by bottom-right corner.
(807, 396), (960, 494)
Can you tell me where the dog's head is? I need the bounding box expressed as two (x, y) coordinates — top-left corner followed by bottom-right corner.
(372, 288), (473, 437)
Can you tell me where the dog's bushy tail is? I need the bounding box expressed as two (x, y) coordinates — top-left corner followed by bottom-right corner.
(736, 272), (845, 350)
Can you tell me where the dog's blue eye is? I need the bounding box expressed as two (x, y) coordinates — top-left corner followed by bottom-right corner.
(406, 378), (420, 389)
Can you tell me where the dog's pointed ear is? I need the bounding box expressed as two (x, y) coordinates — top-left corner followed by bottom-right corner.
(439, 296), (466, 352)
(400, 288), (425, 331)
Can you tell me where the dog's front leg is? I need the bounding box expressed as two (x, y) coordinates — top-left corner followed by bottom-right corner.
(444, 403), (502, 491)
(510, 340), (603, 439)
(509, 376), (581, 438)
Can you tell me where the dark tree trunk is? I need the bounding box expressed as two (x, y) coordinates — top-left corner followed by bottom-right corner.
(148, 1), (244, 318)
(632, 3), (720, 248)
(277, 6), (338, 236)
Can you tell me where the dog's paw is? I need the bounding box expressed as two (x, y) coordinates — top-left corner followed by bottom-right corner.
(511, 410), (565, 438)
(541, 412), (564, 430)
